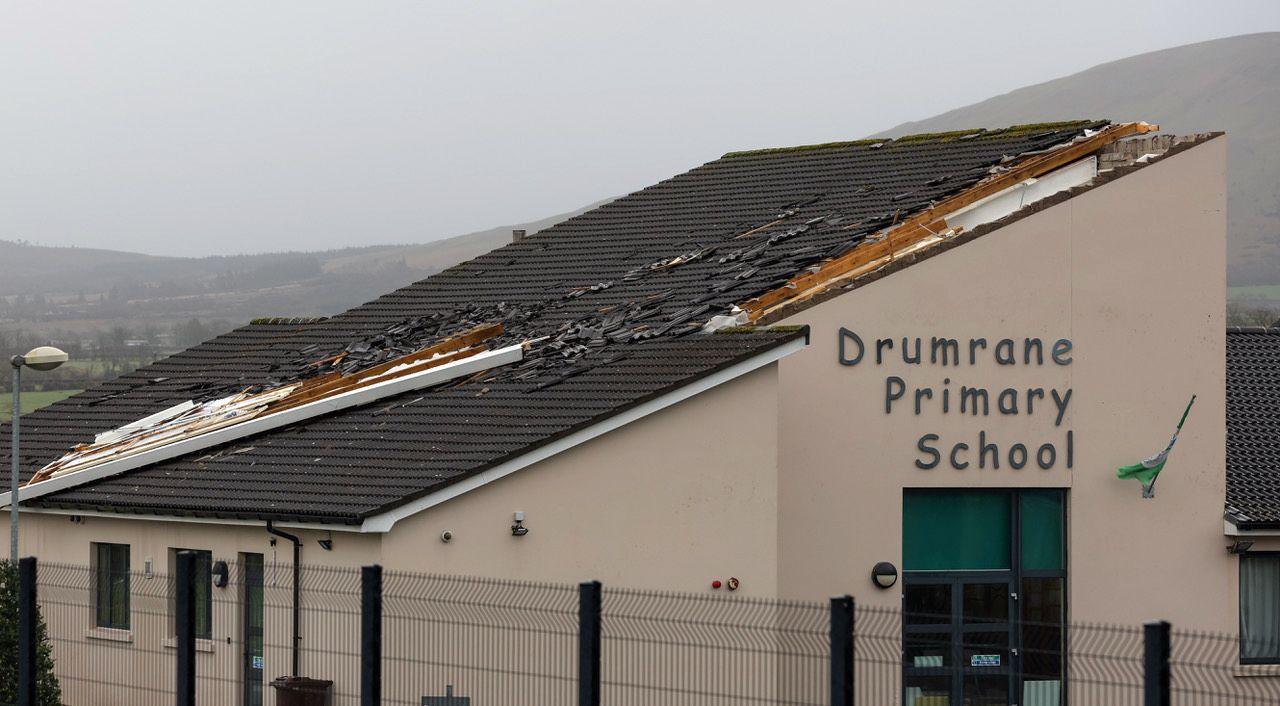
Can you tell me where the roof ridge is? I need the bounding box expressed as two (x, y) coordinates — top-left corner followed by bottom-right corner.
(720, 120), (1109, 159)
(248, 316), (328, 326)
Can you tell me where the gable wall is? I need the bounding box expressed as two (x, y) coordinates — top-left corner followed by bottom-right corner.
(775, 137), (1229, 630)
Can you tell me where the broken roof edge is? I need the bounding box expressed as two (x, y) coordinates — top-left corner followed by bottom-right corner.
(754, 132), (1224, 326)
(357, 326), (809, 533)
(1224, 504), (1280, 533)
(721, 120), (1109, 159)
(1, 342), (525, 510)
(23, 327), (808, 528)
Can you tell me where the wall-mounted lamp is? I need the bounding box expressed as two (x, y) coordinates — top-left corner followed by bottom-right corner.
(511, 511), (529, 537)
(871, 561), (898, 589)
(1228, 539), (1255, 555)
(318, 531), (334, 551)
(212, 560), (230, 589)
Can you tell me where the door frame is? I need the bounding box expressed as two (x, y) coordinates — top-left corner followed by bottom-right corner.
(903, 571), (1016, 703)
(901, 488), (1069, 706)
(240, 553), (265, 706)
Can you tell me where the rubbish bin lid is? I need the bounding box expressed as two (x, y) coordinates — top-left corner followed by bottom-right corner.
(270, 676), (334, 691)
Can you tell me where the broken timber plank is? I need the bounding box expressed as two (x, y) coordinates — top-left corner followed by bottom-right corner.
(739, 121), (1157, 321)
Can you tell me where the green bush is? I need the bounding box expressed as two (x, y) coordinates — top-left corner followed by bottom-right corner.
(0, 560), (62, 705)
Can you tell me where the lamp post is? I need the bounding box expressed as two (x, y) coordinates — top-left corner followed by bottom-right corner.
(10, 346), (69, 563)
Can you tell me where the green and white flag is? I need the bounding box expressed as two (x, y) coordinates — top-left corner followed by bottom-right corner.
(1117, 395), (1196, 497)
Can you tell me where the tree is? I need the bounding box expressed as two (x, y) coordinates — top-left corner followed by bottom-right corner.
(0, 560), (63, 705)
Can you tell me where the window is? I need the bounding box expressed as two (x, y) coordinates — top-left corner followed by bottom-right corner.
(170, 549), (213, 639)
(903, 490), (1012, 571)
(93, 543), (130, 630)
(1241, 554), (1280, 663)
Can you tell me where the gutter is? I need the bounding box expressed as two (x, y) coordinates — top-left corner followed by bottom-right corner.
(1224, 518), (1280, 535)
(265, 521), (302, 677)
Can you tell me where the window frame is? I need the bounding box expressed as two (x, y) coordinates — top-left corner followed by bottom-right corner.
(1239, 552), (1280, 665)
(92, 542), (131, 630)
(901, 488), (1069, 705)
(169, 548), (214, 640)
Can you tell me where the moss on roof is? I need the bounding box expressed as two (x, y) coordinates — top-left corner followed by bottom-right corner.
(249, 316), (328, 326)
(712, 324), (808, 335)
(721, 139), (884, 159)
(721, 120), (1108, 159)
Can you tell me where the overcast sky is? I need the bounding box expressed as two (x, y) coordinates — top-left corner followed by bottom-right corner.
(3, 1), (1279, 257)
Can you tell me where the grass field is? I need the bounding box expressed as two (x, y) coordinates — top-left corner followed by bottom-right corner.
(0, 390), (81, 423)
(1230, 285), (1280, 302)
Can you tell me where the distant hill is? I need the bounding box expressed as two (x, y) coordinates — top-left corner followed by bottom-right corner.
(875, 32), (1280, 287)
(0, 200), (606, 331)
(320, 200), (610, 276)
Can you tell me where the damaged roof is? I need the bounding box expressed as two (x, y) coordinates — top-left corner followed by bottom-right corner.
(18, 329), (805, 523)
(0, 119), (1182, 525)
(1227, 328), (1280, 529)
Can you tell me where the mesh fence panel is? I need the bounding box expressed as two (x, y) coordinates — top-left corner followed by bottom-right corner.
(1171, 627), (1280, 705)
(41, 561), (175, 706)
(600, 586), (829, 706)
(29, 561), (1280, 705)
(381, 570), (578, 706)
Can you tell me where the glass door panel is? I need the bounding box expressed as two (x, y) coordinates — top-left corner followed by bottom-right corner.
(906, 583), (952, 625)
(242, 554), (265, 706)
(963, 673), (1010, 705)
(960, 581), (1012, 674)
(1021, 577), (1065, 705)
(962, 582), (1009, 624)
(904, 674), (952, 705)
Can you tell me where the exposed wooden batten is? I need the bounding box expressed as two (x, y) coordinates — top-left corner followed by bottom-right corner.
(740, 122), (1158, 321)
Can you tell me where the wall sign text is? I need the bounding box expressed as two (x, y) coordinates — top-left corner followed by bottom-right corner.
(838, 328), (1074, 471)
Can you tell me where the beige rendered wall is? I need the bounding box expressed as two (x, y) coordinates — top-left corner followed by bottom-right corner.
(776, 137), (1229, 635)
(383, 363), (781, 595)
(3, 362), (783, 705)
(11, 512), (381, 706)
(8, 361), (781, 589)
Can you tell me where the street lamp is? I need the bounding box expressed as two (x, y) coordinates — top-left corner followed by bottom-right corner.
(10, 346), (69, 563)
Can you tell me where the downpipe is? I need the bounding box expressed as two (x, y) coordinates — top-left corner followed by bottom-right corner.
(266, 520), (302, 677)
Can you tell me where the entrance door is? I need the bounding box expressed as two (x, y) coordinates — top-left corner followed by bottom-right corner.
(902, 490), (1066, 706)
(904, 576), (1014, 705)
(242, 554), (265, 706)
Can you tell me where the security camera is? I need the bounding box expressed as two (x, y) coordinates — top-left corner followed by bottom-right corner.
(440, 530), (454, 543)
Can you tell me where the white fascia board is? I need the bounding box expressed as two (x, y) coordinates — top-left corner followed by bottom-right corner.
(22, 507), (364, 533)
(947, 157), (1097, 234)
(0, 344), (524, 509)
(359, 334), (807, 533)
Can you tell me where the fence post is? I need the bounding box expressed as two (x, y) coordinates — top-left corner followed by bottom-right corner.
(175, 550), (197, 706)
(830, 595), (854, 706)
(1143, 620), (1171, 706)
(17, 557), (37, 706)
(578, 581), (602, 706)
(361, 565), (383, 706)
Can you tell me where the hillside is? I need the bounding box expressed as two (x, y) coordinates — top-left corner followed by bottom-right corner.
(0, 201), (603, 333)
(876, 32), (1280, 287)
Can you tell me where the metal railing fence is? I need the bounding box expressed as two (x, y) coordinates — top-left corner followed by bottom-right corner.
(10, 557), (1280, 705)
